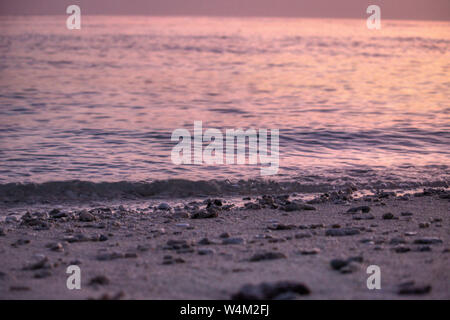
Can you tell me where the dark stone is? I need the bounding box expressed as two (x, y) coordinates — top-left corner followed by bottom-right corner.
(382, 213), (395, 220)
(232, 281), (310, 300)
(413, 238), (443, 245)
(398, 283), (431, 295)
(268, 224), (296, 230)
(89, 275), (110, 286)
(249, 251), (286, 262)
(346, 206), (371, 214)
(325, 228), (360, 237)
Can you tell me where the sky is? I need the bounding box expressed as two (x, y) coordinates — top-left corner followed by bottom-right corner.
(0, 0), (449, 20)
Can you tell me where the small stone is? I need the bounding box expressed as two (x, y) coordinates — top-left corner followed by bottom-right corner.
(5, 216), (18, 223)
(282, 202), (316, 212)
(79, 210), (95, 222)
(401, 212), (413, 216)
(346, 206), (371, 214)
(197, 248), (215, 255)
(419, 222), (430, 228)
(49, 242), (64, 252)
(249, 251), (286, 262)
(298, 248), (320, 255)
(325, 228), (360, 237)
(330, 259), (348, 270)
(89, 275), (110, 286)
(222, 237), (245, 245)
(219, 232), (230, 239)
(157, 203), (171, 211)
(382, 213), (395, 220)
(294, 233), (312, 239)
(413, 237), (443, 245)
(191, 208), (218, 219)
(398, 283), (431, 295)
(34, 270), (52, 279)
(339, 262), (359, 274)
(232, 281), (310, 300)
(175, 223), (190, 228)
(394, 246), (411, 253)
(198, 238), (215, 245)
(12, 239), (31, 247)
(389, 237), (406, 245)
(268, 223), (296, 230)
(0, 228), (6, 236)
(63, 233), (90, 243)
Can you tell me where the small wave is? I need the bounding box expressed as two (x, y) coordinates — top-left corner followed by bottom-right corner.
(0, 178), (448, 203)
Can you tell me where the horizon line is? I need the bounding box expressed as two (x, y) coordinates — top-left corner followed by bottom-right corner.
(0, 13), (449, 22)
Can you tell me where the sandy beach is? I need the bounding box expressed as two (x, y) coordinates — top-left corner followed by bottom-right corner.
(0, 188), (448, 300)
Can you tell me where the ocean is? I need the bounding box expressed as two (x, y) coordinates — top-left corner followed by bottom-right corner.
(0, 16), (449, 198)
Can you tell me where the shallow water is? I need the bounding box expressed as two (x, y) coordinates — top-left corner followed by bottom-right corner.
(0, 16), (449, 194)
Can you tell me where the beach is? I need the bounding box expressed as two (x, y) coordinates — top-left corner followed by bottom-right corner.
(1, 188), (448, 300)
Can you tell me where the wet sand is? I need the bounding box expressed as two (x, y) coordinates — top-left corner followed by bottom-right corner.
(0, 189), (449, 300)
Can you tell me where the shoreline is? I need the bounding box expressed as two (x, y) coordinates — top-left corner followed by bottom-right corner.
(0, 188), (449, 299)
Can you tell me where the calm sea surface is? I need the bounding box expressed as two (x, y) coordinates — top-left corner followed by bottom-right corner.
(0, 16), (449, 195)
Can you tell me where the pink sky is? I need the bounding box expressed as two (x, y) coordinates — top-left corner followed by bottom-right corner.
(0, 0), (449, 20)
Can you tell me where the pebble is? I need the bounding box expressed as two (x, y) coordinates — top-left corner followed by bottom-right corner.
(48, 242), (64, 252)
(382, 213), (395, 220)
(79, 210), (95, 222)
(198, 238), (215, 245)
(197, 248), (215, 255)
(191, 208), (218, 219)
(419, 222), (430, 228)
(298, 248), (320, 255)
(219, 232), (230, 239)
(162, 256), (185, 265)
(398, 282), (431, 295)
(89, 275), (110, 286)
(232, 281), (310, 300)
(5, 216), (18, 223)
(175, 223), (190, 228)
(401, 212), (413, 216)
(0, 228), (6, 236)
(389, 237), (406, 245)
(249, 251), (286, 262)
(34, 270), (52, 279)
(157, 203), (171, 211)
(346, 206), (371, 214)
(294, 233), (312, 239)
(268, 223), (296, 230)
(325, 228), (360, 237)
(63, 233), (90, 243)
(330, 256), (363, 272)
(413, 237), (443, 245)
(394, 246), (411, 253)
